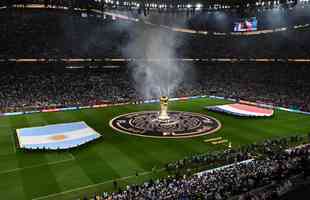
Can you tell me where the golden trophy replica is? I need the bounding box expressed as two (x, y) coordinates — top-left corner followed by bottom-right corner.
(158, 96), (170, 121)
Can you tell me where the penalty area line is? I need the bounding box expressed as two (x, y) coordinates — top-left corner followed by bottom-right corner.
(10, 133), (16, 153)
(0, 157), (75, 175)
(31, 168), (165, 200)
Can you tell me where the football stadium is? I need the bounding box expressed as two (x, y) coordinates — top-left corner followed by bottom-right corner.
(1, 1), (310, 200)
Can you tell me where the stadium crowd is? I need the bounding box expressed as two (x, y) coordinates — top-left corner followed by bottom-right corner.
(1, 8), (310, 59)
(1, 63), (309, 113)
(0, 8), (309, 113)
(0, 5), (310, 200)
(0, 8), (130, 58)
(83, 135), (310, 200)
(0, 66), (135, 111)
(167, 135), (305, 173)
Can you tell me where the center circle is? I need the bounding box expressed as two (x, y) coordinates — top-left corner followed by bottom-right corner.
(109, 111), (221, 138)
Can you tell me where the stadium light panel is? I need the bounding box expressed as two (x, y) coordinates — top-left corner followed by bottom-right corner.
(196, 3), (203, 10)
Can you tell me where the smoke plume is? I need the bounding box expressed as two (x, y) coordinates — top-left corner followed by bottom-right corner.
(124, 24), (187, 99)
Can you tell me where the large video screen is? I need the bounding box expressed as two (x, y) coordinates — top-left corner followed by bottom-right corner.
(234, 17), (258, 32)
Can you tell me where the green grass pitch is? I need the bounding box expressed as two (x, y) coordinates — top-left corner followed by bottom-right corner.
(0, 97), (309, 200)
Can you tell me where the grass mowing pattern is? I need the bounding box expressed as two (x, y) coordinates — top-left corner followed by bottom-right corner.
(0, 98), (309, 200)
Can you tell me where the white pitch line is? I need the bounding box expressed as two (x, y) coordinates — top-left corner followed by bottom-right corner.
(10, 133), (16, 153)
(0, 157), (75, 175)
(32, 168), (165, 200)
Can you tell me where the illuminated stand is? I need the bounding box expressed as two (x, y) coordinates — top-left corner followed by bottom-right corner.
(158, 96), (170, 121)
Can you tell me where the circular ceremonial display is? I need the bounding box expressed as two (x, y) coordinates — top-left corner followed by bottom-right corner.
(109, 111), (221, 138)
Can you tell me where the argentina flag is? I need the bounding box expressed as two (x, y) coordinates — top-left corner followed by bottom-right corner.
(16, 122), (101, 150)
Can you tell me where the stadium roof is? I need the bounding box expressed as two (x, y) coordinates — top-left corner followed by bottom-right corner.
(93, 0), (299, 11)
(2, 0), (302, 12)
